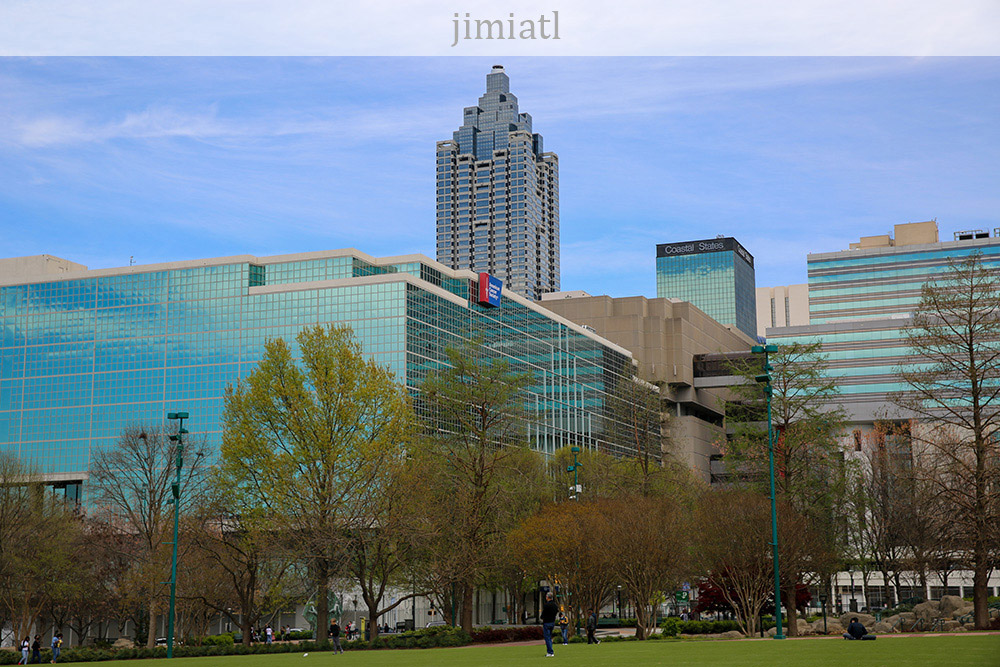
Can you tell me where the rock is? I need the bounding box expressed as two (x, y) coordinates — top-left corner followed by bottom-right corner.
(912, 601), (940, 626)
(796, 619), (815, 636)
(826, 621), (844, 636)
(767, 626), (777, 637)
(112, 638), (135, 649)
(942, 620), (961, 632)
(939, 596), (967, 618)
(872, 621), (894, 634)
(964, 623), (975, 631)
(838, 612), (875, 629)
(721, 630), (744, 639)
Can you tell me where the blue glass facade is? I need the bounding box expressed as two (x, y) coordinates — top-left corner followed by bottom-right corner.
(0, 250), (642, 483)
(766, 232), (1000, 422)
(436, 65), (559, 301)
(655, 238), (757, 340)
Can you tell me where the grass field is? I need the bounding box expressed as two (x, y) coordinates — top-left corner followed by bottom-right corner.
(103, 635), (1000, 667)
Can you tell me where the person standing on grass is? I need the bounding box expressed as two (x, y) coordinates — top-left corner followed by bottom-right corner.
(541, 592), (559, 657)
(51, 632), (63, 663)
(557, 611), (569, 645)
(18, 636), (29, 664)
(330, 618), (344, 654)
(586, 609), (599, 645)
(265, 624), (273, 644)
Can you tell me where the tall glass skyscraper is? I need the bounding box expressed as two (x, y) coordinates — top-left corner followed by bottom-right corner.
(655, 237), (757, 340)
(0, 249), (647, 493)
(436, 65), (559, 301)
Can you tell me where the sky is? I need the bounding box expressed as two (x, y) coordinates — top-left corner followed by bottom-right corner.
(1, 57), (998, 297)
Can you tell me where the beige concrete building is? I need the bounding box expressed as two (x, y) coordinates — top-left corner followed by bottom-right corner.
(756, 284), (809, 338)
(0, 254), (87, 280)
(540, 291), (754, 481)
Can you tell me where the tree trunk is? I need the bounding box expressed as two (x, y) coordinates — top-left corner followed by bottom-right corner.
(367, 601), (380, 645)
(315, 559), (329, 642)
(146, 599), (157, 649)
(973, 557), (990, 630)
(460, 583), (474, 634)
(782, 587), (798, 637)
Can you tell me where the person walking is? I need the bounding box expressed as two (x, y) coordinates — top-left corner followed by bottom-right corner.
(330, 618), (344, 654)
(541, 591), (559, 657)
(557, 611), (569, 645)
(586, 609), (599, 645)
(29, 635), (41, 664)
(265, 624), (273, 645)
(51, 632), (63, 663)
(18, 636), (29, 664)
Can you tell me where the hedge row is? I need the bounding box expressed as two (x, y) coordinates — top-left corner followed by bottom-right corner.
(0, 627), (472, 664)
(470, 626), (543, 643)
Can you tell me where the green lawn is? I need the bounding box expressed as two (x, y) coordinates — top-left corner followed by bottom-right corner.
(105, 635), (1000, 667)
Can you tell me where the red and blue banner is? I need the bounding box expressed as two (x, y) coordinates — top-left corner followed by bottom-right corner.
(477, 272), (503, 307)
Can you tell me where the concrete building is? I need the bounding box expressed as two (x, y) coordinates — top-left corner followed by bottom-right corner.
(765, 220), (1000, 424)
(540, 291), (755, 481)
(655, 237), (757, 340)
(435, 65), (559, 300)
(0, 250), (651, 491)
(755, 284), (808, 338)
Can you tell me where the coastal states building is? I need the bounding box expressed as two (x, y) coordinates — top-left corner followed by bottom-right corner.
(0, 249), (653, 495)
(435, 65), (559, 301)
(655, 237), (757, 341)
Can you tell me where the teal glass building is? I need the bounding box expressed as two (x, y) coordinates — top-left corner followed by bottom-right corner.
(436, 65), (560, 301)
(0, 250), (644, 492)
(655, 237), (757, 340)
(765, 224), (1000, 423)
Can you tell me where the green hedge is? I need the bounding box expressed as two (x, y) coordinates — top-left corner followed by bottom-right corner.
(661, 619), (742, 635)
(0, 627), (473, 664)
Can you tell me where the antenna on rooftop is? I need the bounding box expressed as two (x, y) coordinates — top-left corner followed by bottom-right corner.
(129, 256), (135, 266)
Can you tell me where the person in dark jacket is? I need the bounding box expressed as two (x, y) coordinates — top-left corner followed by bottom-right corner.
(29, 635), (41, 664)
(330, 618), (344, 654)
(843, 617), (876, 640)
(586, 609), (600, 644)
(540, 592), (559, 657)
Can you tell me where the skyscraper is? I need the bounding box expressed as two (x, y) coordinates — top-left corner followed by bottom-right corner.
(655, 237), (757, 340)
(435, 65), (559, 300)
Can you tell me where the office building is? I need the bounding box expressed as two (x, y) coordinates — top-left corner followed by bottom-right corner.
(436, 65), (559, 300)
(0, 249), (648, 492)
(755, 284), (809, 338)
(541, 291), (755, 481)
(765, 221), (1000, 423)
(655, 237), (757, 340)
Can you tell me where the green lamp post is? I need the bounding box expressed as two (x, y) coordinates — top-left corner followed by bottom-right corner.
(751, 344), (784, 640)
(566, 446), (582, 500)
(165, 411), (189, 658)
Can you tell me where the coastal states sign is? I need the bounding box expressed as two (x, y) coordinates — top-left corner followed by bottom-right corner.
(656, 237), (754, 268)
(477, 272), (503, 307)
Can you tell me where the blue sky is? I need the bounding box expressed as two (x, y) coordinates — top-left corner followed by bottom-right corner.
(1, 57), (997, 295)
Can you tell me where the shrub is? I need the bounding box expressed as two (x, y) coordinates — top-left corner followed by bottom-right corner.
(662, 617), (681, 637)
(201, 634), (235, 647)
(470, 626), (543, 643)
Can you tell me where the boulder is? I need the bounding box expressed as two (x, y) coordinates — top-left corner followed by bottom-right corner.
(767, 626), (777, 637)
(796, 619), (815, 636)
(112, 638), (135, 649)
(721, 630), (744, 639)
(872, 621), (894, 634)
(942, 620), (961, 632)
(838, 612), (875, 629)
(912, 601), (940, 626)
(963, 623), (976, 631)
(939, 596), (967, 618)
(826, 621), (844, 636)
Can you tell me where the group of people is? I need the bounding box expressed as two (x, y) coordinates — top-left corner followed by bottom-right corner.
(17, 633), (62, 664)
(539, 592), (601, 657)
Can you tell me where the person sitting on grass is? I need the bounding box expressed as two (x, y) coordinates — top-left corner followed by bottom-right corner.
(843, 617), (876, 640)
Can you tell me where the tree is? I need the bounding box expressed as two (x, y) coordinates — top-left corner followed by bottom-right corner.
(604, 370), (671, 492)
(894, 252), (1000, 629)
(605, 495), (691, 639)
(507, 500), (618, 635)
(88, 425), (209, 648)
(414, 342), (545, 633)
(696, 490), (774, 636)
(0, 454), (78, 645)
(217, 323), (414, 642)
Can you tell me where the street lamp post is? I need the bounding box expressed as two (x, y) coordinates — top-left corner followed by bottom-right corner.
(566, 446), (582, 500)
(165, 411), (189, 659)
(751, 344), (784, 640)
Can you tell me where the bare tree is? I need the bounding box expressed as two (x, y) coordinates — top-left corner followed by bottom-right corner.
(88, 425), (209, 647)
(894, 252), (1000, 629)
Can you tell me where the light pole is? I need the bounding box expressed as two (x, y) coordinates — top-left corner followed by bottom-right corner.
(566, 446), (582, 500)
(165, 411), (189, 658)
(849, 566), (857, 612)
(751, 344), (783, 640)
